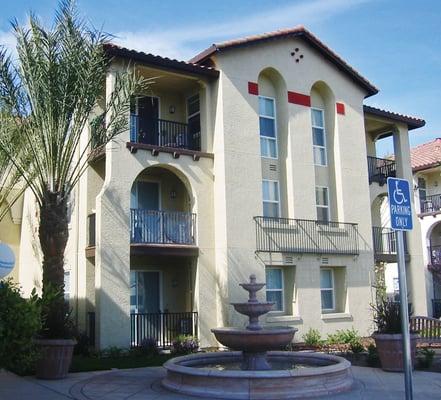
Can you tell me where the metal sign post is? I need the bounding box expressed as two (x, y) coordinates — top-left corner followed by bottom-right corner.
(387, 177), (413, 400)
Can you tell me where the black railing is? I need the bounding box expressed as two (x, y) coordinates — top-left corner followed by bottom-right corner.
(420, 194), (441, 214)
(130, 115), (200, 151)
(372, 226), (408, 255)
(87, 311), (96, 347)
(88, 213), (96, 247)
(254, 217), (359, 255)
(428, 244), (441, 265)
(130, 209), (196, 245)
(367, 156), (396, 185)
(432, 299), (441, 319)
(130, 312), (198, 348)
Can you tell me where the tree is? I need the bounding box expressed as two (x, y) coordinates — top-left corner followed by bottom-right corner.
(0, 0), (147, 337)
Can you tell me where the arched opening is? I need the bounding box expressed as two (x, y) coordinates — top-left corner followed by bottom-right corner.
(257, 67), (289, 217)
(310, 81), (337, 221)
(129, 165), (197, 346)
(427, 221), (441, 316)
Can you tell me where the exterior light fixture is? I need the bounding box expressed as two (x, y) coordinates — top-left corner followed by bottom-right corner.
(169, 105), (176, 114)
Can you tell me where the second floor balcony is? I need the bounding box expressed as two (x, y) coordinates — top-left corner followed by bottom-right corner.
(254, 216), (359, 255)
(420, 194), (441, 214)
(372, 226), (408, 262)
(367, 156), (396, 186)
(130, 209), (196, 246)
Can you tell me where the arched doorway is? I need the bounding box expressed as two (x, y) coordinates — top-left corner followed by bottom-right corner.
(427, 221), (441, 317)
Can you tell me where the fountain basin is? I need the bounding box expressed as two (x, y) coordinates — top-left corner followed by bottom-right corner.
(162, 351), (354, 399)
(211, 327), (296, 352)
(232, 302), (275, 318)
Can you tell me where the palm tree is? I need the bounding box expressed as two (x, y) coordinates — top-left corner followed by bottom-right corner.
(0, 0), (147, 336)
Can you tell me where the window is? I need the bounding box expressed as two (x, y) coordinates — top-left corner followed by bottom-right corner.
(311, 108), (327, 166)
(64, 271), (70, 301)
(259, 96), (277, 158)
(320, 268), (334, 311)
(418, 177), (426, 202)
(316, 186), (330, 221)
(266, 267), (284, 311)
(262, 180), (280, 218)
(187, 94), (201, 150)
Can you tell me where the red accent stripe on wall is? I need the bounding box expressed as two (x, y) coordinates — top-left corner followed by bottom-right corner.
(287, 91), (311, 107)
(336, 102), (345, 115)
(248, 82), (259, 95)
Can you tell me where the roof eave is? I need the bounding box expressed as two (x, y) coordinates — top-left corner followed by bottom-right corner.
(363, 105), (425, 131)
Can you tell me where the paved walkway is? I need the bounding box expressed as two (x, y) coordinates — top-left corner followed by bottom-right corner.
(1, 366), (441, 399)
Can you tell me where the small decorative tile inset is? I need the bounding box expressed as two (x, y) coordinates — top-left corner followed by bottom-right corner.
(248, 82), (259, 95)
(336, 102), (345, 115)
(287, 91), (311, 107)
(290, 47), (304, 63)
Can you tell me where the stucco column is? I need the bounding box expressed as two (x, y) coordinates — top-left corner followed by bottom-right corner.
(94, 67), (131, 349)
(393, 125), (428, 315)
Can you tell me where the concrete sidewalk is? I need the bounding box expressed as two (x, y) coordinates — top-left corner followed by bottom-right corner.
(1, 366), (441, 399)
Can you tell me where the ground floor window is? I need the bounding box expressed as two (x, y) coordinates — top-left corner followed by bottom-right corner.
(265, 267), (284, 311)
(320, 267), (347, 313)
(320, 268), (334, 311)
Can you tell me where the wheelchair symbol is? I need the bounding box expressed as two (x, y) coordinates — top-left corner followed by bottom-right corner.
(392, 181), (406, 205)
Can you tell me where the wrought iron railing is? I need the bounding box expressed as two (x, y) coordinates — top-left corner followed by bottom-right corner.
(428, 244), (441, 265)
(88, 213), (96, 247)
(130, 312), (198, 348)
(129, 115), (200, 151)
(254, 216), (359, 255)
(420, 194), (441, 214)
(367, 156), (396, 185)
(372, 226), (408, 255)
(130, 209), (196, 245)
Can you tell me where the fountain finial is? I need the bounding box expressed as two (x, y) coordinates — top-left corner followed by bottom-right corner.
(249, 274), (256, 284)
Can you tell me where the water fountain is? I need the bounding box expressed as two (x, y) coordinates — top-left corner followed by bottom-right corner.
(163, 274), (353, 399)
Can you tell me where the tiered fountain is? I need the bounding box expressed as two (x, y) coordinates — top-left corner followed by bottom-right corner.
(163, 275), (353, 399)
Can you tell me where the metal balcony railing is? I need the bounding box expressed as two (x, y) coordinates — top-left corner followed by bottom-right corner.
(254, 216), (359, 255)
(130, 312), (198, 349)
(130, 209), (196, 245)
(367, 156), (396, 185)
(372, 226), (408, 255)
(130, 115), (201, 151)
(420, 194), (441, 214)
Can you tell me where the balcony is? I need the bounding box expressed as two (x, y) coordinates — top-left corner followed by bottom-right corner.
(129, 115), (200, 152)
(372, 226), (408, 262)
(130, 209), (197, 257)
(420, 194), (441, 214)
(367, 156), (396, 185)
(254, 217), (359, 255)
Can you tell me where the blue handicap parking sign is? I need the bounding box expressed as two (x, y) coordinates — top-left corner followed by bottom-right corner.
(387, 177), (413, 231)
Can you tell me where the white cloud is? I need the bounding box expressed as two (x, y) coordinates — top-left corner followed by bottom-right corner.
(114, 0), (373, 60)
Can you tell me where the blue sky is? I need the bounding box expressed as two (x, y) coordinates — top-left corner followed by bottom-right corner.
(1, 0), (440, 156)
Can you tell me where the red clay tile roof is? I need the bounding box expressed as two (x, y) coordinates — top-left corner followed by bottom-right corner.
(363, 105), (425, 131)
(104, 43), (219, 79)
(189, 25), (378, 97)
(411, 138), (441, 171)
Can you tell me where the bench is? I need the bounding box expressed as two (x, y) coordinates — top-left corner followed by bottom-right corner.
(410, 316), (441, 343)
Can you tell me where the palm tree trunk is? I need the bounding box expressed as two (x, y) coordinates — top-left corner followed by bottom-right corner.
(38, 190), (70, 337)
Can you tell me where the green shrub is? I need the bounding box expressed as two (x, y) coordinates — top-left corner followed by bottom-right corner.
(139, 337), (159, 356)
(0, 279), (41, 375)
(302, 328), (322, 347)
(372, 299), (412, 334)
(326, 328), (364, 353)
(102, 346), (127, 358)
(171, 335), (199, 355)
(417, 348), (435, 369)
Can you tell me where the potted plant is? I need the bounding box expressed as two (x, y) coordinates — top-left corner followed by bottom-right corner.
(0, 1), (147, 379)
(372, 299), (418, 372)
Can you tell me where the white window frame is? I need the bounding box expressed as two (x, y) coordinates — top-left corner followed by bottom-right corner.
(262, 179), (281, 218)
(311, 107), (327, 166)
(266, 267), (285, 312)
(320, 268), (335, 312)
(186, 93), (200, 121)
(259, 96), (278, 159)
(315, 186), (330, 221)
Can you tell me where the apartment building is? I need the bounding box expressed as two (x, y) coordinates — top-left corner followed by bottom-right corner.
(2, 26), (428, 349)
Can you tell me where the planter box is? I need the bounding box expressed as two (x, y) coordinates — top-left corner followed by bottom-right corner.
(373, 333), (418, 372)
(35, 339), (76, 379)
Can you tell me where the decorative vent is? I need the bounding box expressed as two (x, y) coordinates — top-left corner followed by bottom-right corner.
(290, 47), (304, 63)
(321, 257), (329, 265)
(269, 164), (277, 172)
(284, 255), (294, 264)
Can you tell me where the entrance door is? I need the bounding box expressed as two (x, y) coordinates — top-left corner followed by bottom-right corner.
(138, 96), (159, 145)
